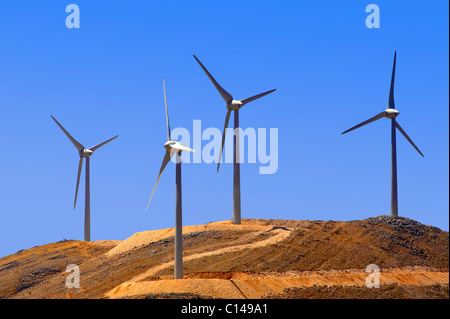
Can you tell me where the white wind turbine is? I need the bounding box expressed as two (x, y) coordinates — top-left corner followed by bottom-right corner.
(341, 52), (424, 216)
(51, 115), (118, 241)
(145, 77), (195, 280)
(193, 55), (276, 225)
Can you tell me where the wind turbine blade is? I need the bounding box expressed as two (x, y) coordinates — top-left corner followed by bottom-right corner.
(341, 111), (386, 135)
(170, 144), (196, 153)
(50, 116), (84, 152)
(146, 151), (174, 210)
(395, 121), (424, 157)
(388, 51), (397, 109)
(240, 89), (276, 106)
(163, 77), (171, 140)
(89, 135), (118, 152)
(217, 109), (232, 172)
(193, 55), (233, 103)
(74, 157), (83, 209)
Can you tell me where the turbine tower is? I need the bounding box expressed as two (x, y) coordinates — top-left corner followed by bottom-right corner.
(51, 116), (118, 241)
(193, 55), (276, 225)
(341, 52), (424, 216)
(146, 77), (195, 280)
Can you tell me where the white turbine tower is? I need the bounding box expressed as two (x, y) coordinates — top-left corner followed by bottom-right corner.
(341, 52), (424, 216)
(146, 78), (195, 280)
(193, 55), (276, 225)
(51, 115), (118, 241)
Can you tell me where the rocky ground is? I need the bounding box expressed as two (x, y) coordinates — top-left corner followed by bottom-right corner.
(0, 216), (448, 299)
(273, 283), (449, 299)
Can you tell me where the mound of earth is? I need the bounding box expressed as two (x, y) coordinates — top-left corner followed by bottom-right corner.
(0, 216), (448, 299)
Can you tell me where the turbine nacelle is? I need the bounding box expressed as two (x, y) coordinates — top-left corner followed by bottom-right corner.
(227, 100), (244, 110)
(385, 108), (399, 119)
(164, 140), (196, 153)
(80, 148), (94, 157)
(164, 140), (175, 151)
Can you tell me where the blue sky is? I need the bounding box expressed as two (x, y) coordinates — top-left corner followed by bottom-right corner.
(0, 1), (448, 257)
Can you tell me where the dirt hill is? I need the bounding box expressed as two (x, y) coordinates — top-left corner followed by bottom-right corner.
(0, 216), (448, 299)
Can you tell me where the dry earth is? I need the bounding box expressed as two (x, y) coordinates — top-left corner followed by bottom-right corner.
(0, 216), (448, 299)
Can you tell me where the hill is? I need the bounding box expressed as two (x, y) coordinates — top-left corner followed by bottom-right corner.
(0, 216), (448, 299)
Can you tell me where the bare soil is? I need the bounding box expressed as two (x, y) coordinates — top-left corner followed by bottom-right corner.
(0, 216), (448, 299)
(272, 283), (449, 299)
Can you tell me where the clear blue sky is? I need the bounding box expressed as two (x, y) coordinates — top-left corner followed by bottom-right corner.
(0, 1), (448, 257)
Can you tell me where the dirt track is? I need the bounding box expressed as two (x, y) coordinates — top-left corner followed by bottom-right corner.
(113, 220), (292, 285)
(105, 221), (293, 298)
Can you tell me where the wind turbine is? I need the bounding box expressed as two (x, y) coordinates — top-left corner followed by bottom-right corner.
(193, 55), (276, 225)
(145, 77), (195, 280)
(341, 51), (424, 216)
(51, 115), (118, 241)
